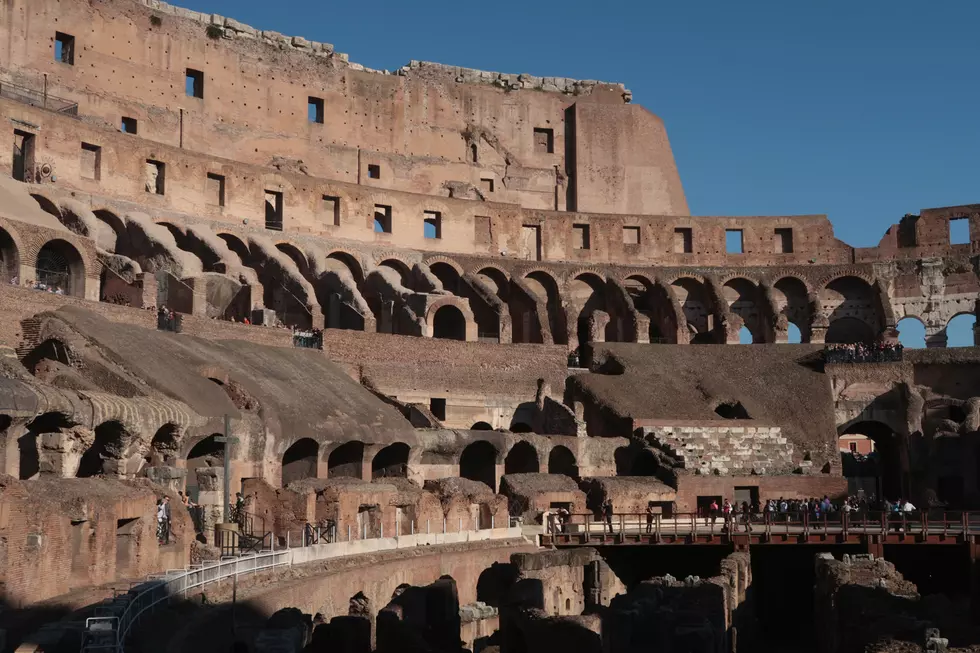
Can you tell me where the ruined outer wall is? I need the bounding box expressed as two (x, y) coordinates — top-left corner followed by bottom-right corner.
(0, 0), (686, 216)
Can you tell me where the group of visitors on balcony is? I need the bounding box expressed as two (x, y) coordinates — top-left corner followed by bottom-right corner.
(11, 276), (66, 294)
(825, 341), (904, 363)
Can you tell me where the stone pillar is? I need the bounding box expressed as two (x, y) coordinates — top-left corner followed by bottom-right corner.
(196, 467), (224, 545)
(138, 272), (158, 309)
(925, 328), (948, 348)
(143, 465), (187, 493)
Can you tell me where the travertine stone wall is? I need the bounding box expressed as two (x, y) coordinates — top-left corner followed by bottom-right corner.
(643, 425), (795, 475)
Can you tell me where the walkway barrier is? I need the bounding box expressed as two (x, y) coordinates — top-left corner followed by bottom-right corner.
(79, 524), (522, 652)
(544, 510), (980, 545)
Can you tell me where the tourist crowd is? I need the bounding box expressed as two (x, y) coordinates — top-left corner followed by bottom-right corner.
(11, 276), (67, 295)
(825, 342), (904, 364)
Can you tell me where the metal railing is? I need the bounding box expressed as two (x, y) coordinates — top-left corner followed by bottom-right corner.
(80, 549), (291, 652)
(0, 79), (79, 115)
(292, 329), (323, 350)
(545, 510), (980, 540)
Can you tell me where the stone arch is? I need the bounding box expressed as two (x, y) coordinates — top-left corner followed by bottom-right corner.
(371, 442), (410, 479)
(327, 250), (364, 285)
(282, 437), (319, 486)
(460, 440), (499, 491)
(518, 269), (564, 345)
(772, 276), (811, 342)
(671, 277), (713, 342)
(625, 274), (680, 343)
(76, 420), (130, 478)
(35, 239), (86, 296)
(431, 304), (467, 341)
(31, 193), (60, 218)
(548, 445), (578, 478)
(946, 313), (977, 347)
(568, 273), (607, 349)
(504, 441), (539, 474)
(631, 449), (660, 476)
(217, 233), (252, 264)
(821, 276), (878, 338)
(184, 433), (223, 498)
(148, 423), (181, 467)
(0, 225), (21, 283)
(328, 441), (364, 479)
(896, 315), (926, 349)
(723, 277), (763, 343)
(378, 258), (413, 289)
(19, 412), (74, 479)
(476, 266), (510, 301)
(93, 209), (126, 252)
(275, 242), (311, 279)
(430, 261), (462, 295)
(471, 421), (493, 431)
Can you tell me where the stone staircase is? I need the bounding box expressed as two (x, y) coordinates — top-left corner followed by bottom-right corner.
(643, 424), (795, 475)
(15, 316), (41, 361)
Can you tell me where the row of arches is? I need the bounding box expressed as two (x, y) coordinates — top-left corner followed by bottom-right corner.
(895, 314), (978, 348)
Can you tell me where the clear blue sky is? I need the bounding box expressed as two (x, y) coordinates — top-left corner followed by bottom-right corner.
(182, 0), (979, 345)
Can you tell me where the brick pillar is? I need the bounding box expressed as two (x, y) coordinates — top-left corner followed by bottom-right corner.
(138, 272), (158, 309)
(925, 328), (948, 348)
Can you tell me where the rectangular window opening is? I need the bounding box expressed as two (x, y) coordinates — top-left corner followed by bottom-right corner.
(429, 398), (446, 421)
(623, 226), (641, 246)
(206, 173), (225, 207)
(55, 32), (75, 65)
(367, 164), (381, 180)
(726, 229), (744, 254)
(573, 223), (590, 250)
(849, 442), (857, 453)
(673, 228), (692, 254)
(185, 68), (204, 99)
(950, 217), (971, 245)
(121, 117), (138, 134)
(12, 130), (35, 183)
(480, 178), (495, 194)
(374, 204), (392, 234)
(80, 143), (101, 181)
(322, 195), (340, 226)
(423, 211), (441, 240)
(144, 159), (165, 195)
(264, 190), (283, 231)
(775, 228), (794, 253)
(308, 96), (324, 124)
(521, 224), (542, 261)
(533, 127), (554, 154)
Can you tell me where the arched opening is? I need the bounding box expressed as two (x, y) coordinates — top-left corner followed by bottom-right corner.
(372, 442), (410, 479)
(430, 262), (461, 295)
(35, 239), (85, 296)
(31, 194), (60, 218)
(840, 421), (904, 501)
(470, 142), (479, 163)
(477, 268), (510, 302)
(93, 210), (126, 252)
(217, 233), (251, 264)
(519, 271), (564, 345)
(773, 277), (811, 341)
(460, 441), (498, 490)
(147, 424), (180, 467)
(548, 446), (578, 478)
(738, 326), (752, 344)
(379, 259), (412, 289)
(715, 401), (750, 420)
(504, 441), (539, 474)
(946, 314), (977, 347)
(327, 252), (364, 285)
(672, 278), (713, 342)
(786, 322), (803, 344)
(0, 226), (20, 284)
(432, 305), (466, 341)
(896, 316), (926, 349)
(77, 421), (127, 478)
(275, 243), (311, 280)
(569, 274), (607, 347)
(184, 434), (224, 502)
(282, 438), (319, 486)
(723, 278), (762, 342)
(510, 422), (533, 434)
(328, 441), (364, 479)
(826, 317), (875, 345)
(471, 421), (493, 431)
(631, 449), (660, 476)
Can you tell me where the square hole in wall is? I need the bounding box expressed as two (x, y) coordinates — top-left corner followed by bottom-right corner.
(144, 159), (165, 195)
(573, 224), (590, 250)
(774, 228), (794, 253)
(264, 190), (283, 230)
(429, 398), (446, 421)
(423, 211), (441, 239)
(533, 127), (554, 154)
(185, 68), (204, 98)
(673, 228), (692, 254)
(480, 178), (495, 194)
(623, 226), (641, 246)
(367, 164), (381, 180)
(374, 204), (392, 233)
(308, 96), (324, 124)
(206, 173), (225, 207)
(80, 143), (101, 181)
(120, 117), (138, 134)
(726, 229), (744, 254)
(950, 217), (970, 245)
(322, 195), (340, 226)
(55, 32), (75, 65)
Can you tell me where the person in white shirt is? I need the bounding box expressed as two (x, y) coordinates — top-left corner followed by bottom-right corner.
(902, 501), (915, 513)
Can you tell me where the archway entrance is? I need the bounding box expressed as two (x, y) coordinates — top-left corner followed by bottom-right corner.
(282, 438), (318, 486)
(36, 239), (84, 296)
(372, 443), (409, 479)
(504, 441), (539, 474)
(328, 441), (364, 479)
(433, 305), (466, 340)
(460, 441), (497, 490)
(185, 434), (224, 503)
(548, 446), (578, 478)
(839, 421), (904, 501)
(0, 227), (19, 283)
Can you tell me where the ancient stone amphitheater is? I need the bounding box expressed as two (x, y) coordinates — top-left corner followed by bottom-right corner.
(1, 1), (979, 651)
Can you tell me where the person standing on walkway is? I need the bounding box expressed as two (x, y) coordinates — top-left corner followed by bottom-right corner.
(602, 499), (614, 534)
